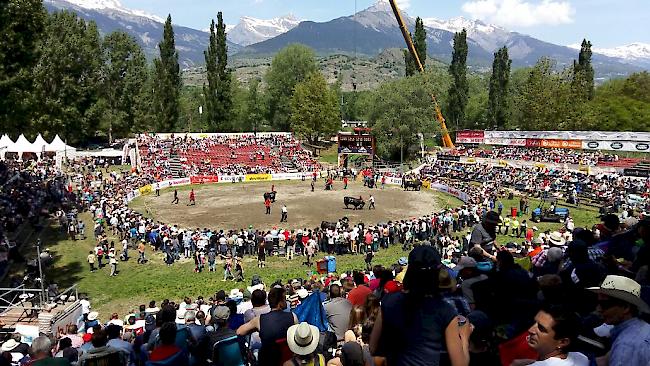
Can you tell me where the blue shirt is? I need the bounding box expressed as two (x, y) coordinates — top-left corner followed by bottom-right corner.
(609, 317), (650, 366)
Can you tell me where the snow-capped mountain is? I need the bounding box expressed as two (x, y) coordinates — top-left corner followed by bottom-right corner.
(59, 0), (164, 22)
(423, 17), (512, 52)
(227, 15), (301, 46)
(569, 42), (650, 68)
(44, 0), (241, 68)
(594, 43), (650, 66)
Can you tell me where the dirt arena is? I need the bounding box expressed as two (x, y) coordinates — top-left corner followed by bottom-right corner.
(132, 180), (448, 230)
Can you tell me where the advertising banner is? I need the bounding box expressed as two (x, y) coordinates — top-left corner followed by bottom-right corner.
(437, 154), (461, 162)
(484, 137), (526, 146)
(526, 139), (542, 148)
(429, 183), (469, 203)
(540, 139), (582, 149)
(337, 146), (374, 155)
(271, 173), (307, 181)
(456, 130), (485, 144)
(218, 175), (246, 183)
(583, 140), (650, 152)
(139, 185), (152, 195)
(156, 181), (170, 190)
(245, 174), (272, 182)
(169, 177), (191, 187)
(623, 168), (650, 178)
(190, 176), (219, 184)
(385, 176), (403, 186)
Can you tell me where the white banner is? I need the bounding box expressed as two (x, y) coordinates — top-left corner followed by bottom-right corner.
(429, 183), (470, 203)
(484, 130), (650, 142)
(484, 137), (526, 146)
(582, 140), (650, 152)
(169, 177), (191, 187)
(271, 173), (308, 180)
(385, 176), (403, 185)
(217, 175), (246, 183)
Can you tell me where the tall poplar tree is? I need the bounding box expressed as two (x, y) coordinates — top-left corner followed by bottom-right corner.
(0, 0), (47, 136)
(446, 29), (469, 129)
(403, 17), (427, 76)
(153, 14), (181, 132)
(572, 39), (595, 100)
(203, 12), (232, 131)
(487, 46), (512, 128)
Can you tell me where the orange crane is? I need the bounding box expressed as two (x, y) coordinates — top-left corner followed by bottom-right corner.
(387, 0), (455, 149)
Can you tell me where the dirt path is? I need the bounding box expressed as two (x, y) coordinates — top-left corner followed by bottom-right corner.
(134, 181), (444, 230)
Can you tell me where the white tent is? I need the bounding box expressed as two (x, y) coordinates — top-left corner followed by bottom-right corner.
(32, 134), (48, 155)
(0, 135), (14, 160)
(46, 134), (76, 153)
(11, 134), (37, 160)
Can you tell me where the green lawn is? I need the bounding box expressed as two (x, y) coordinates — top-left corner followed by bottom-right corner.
(318, 145), (339, 164)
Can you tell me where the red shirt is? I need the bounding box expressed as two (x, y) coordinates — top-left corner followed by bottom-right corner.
(265, 199), (271, 207)
(347, 285), (372, 306)
(149, 344), (181, 361)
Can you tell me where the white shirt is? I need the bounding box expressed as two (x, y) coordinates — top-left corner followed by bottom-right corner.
(80, 299), (91, 314)
(529, 352), (589, 366)
(282, 206), (287, 213)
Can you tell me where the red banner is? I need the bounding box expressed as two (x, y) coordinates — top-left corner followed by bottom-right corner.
(456, 130), (484, 144)
(190, 175), (219, 184)
(526, 139), (542, 147)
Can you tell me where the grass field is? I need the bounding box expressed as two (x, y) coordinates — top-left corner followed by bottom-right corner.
(11, 181), (599, 321)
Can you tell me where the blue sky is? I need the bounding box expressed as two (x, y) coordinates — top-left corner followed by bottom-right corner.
(120, 0), (649, 48)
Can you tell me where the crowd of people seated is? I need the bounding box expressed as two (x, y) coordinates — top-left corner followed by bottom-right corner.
(1, 149), (650, 365)
(4, 211), (649, 366)
(453, 146), (617, 166)
(136, 134), (321, 180)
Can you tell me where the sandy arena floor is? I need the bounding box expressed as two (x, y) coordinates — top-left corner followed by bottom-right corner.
(133, 180), (445, 230)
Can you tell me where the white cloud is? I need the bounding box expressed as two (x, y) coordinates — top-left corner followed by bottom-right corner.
(461, 0), (574, 27)
(397, 0), (411, 10)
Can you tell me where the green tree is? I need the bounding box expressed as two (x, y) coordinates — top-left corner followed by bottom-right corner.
(403, 17), (427, 77)
(32, 11), (104, 144)
(265, 44), (318, 131)
(572, 39), (595, 101)
(0, 0), (47, 137)
(101, 31), (147, 142)
(516, 57), (575, 130)
(152, 14), (181, 132)
(290, 72), (340, 144)
(446, 29), (469, 130)
(243, 78), (266, 133)
(487, 46), (512, 129)
(367, 73), (446, 160)
(203, 12), (232, 132)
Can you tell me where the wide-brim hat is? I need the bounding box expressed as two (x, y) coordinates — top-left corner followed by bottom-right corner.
(287, 322), (320, 356)
(229, 289), (243, 299)
(548, 232), (566, 246)
(1, 339), (19, 352)
(588, 275), (650, 314)
(87, 311), (99, 321)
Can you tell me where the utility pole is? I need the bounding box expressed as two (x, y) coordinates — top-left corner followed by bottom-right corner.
(36, 239), (46, 305)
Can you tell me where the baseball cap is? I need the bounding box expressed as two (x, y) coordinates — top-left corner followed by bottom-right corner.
(455, 256), (477, 271)
(213, 306), (230, 320)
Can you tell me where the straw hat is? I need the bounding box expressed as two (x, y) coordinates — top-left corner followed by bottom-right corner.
(588, 275), (650, 313)
(287, 322), (320, 355)
(548, 231), (566, 247)
(1, 339), (19, 352)
(87, 311), (99, 321)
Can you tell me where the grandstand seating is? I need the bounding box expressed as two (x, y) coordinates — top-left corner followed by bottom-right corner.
(596, 157), (642, 168)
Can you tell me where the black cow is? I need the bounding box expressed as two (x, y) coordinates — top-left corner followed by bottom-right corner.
(263, 191), (277, 202)
(344, 196), (365, 210)
(403, 180), (422, 191)
(321, 221), (336, 230)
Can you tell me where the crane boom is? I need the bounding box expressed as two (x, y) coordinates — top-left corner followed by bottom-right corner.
(387, 0), (455, 149)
